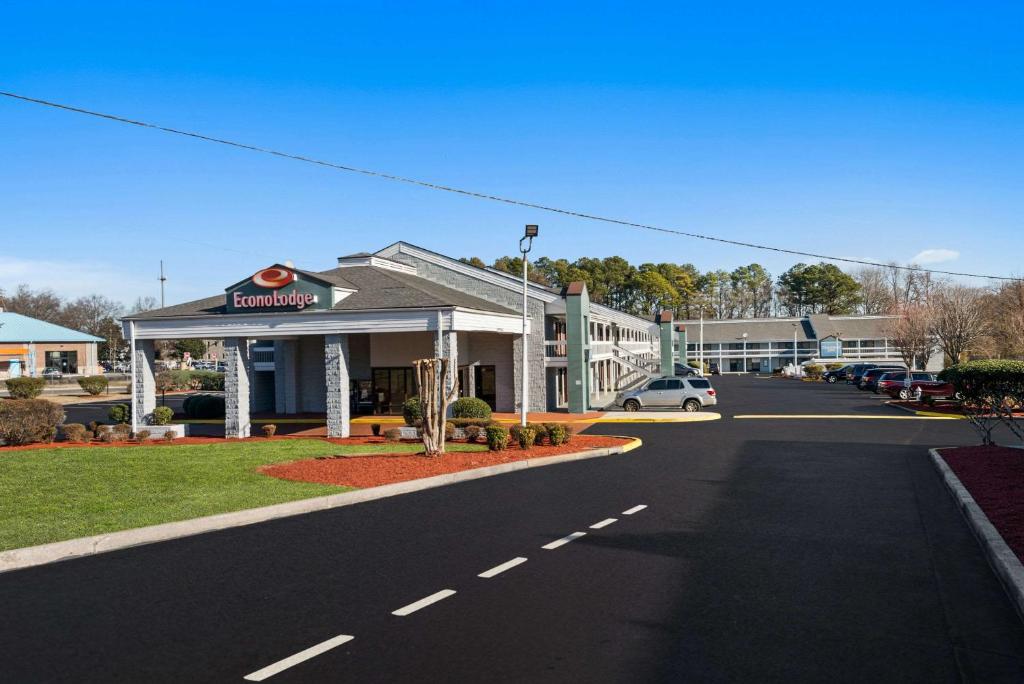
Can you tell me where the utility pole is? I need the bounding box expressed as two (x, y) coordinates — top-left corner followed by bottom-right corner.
(159, 261), (167, 308)
(519, 225), (538, 427)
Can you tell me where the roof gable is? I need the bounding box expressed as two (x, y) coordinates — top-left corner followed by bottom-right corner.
(0, 312), (103, 343)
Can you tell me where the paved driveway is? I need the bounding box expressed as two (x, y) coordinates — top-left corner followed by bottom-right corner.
(1, 375), (1021, 682)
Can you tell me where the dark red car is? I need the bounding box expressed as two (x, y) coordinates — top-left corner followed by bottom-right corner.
(877, 371), (956, 400)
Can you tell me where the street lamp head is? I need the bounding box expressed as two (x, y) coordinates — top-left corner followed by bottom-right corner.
(524, 224), (539, 238)
(741, 332), (748, 339)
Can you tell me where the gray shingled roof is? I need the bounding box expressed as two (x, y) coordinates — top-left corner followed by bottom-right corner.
(125, 265), (517, 319)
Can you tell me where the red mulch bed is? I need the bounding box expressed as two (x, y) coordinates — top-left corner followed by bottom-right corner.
(260, 435), (633, 488)
(940, 446), (1024, 562)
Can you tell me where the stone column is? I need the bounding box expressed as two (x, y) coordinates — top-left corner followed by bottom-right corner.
(325, 334), (350, 438)
(224, 337), (251, 438)
(273, 339), (298, 414)
(133, 339), (156, 427)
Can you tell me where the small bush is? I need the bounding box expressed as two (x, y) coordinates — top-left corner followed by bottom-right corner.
(98, 430), (117, 443)
(826, 363), (845, 371)
(262, 424), (277, 438)
(485, 424), (509, 451)
(402, 397), (422, 426)
(0, 399), (64, 445)
(371, 423), (381, 436)
(5, 377), (46, 399)
(546, 423), (568, 446)
(444, 421), (455, 440)
(162, 430), (176, 442)
(151, 406), (174, 425)
(136, 429), (151, 443)
(94, 424), (111, 439)
(88, 420), (99, 434)
(62, 423), (89, 443)
(804, 364), (825, 380)
(451, 397), (492, 420)
(384, 427), (403, 442)
(77, 375), (109, 395)
(108, 404), (131, 424)
(529, 422), (548, 445)
(510, 423), (544, 447)
(562, 424), (574, 444)
(516, 426), (537, 449)
(465, 425), (483, 443)
(111, 423), (131, 438)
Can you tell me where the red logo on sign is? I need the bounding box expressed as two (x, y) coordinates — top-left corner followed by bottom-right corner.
(252, 267), (296, 289)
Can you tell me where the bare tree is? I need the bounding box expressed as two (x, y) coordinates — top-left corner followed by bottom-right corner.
(412, 357), (458, 457)
(887, 304), (937, 370)
(931, 285), (988, 364)
(853, 267), (892, 314)
(982, 281), (1024, 359)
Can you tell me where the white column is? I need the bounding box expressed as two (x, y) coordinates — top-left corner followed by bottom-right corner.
(325, 334), (350, 438)
(224, 337), (251, 439)
(132, 338), (156, 429)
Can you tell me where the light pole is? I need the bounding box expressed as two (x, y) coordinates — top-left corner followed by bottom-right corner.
(519, 225), (538, 427)
(739, 332), (748, 373)
(791, 322), (799, 374)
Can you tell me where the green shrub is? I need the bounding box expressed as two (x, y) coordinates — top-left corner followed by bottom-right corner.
(77, 376), (109, 395)
(447, 417), (496, 428)
(451, 397), (492, 421)
(262, 424), (277, 438)
(562, 424), (574, 444)
(465, 425), (483, 443)
(0, 400), (66, 444)
(162, 430), (176, 442)
(510, 423), (544, 447)
(182, 394), (225, 419)
(516, 426), (537, 449)
(545, 423), (568, 446)
(108, 404), (131, 424)
(402, 397), (422, 426)
(939, 360), (1024, 444)
(151, 406), (174, 425)
(62, 423), (89, 443)
(384, 427), (403, 442)
(98, 430), (117, 443)
(529, 422), (548, 444)
(371, 423), (381, 436)
(485, 424), (509, 451)
(111, 422), (131, 438)
(804, 364), (824, 380)
(4, 377), (46, 399)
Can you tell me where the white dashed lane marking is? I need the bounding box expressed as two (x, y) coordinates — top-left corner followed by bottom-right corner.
(243, 634), (354, 681)
(590, 518), (618, 529)
(542, 531), (587, 550)
(391, 589), (457, 617)
(622, 505), (647, 515)
(478, 557), (528, 578)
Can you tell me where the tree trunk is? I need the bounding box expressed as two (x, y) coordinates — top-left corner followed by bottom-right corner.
(413, 358), (459, 457)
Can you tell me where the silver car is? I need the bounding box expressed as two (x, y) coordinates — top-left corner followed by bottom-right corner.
(614, 376), (718, 412)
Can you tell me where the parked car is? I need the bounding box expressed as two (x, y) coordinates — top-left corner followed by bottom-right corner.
(41, 367), (63, 380)
(849, 363), (904, 385)
(673, 363), (701, 377)
(823, 365), (853, 384)
(708, 362), (721, 375)
(858, 366), (909, 391)
(615, 376), (717, 412)
(877, 372), (956, 400)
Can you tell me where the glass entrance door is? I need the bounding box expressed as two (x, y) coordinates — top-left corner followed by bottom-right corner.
(371, 367), (417, 414)
(474, 365), (497, 410)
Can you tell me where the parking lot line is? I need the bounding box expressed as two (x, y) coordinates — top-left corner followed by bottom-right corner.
(590, 518), (617, 529)
(478, 557), (528, 578)
(622, 505), (647, 515)
(243, 634), (354, 681)
(392, 589), (457, 616)
(542, 532), (587, 550)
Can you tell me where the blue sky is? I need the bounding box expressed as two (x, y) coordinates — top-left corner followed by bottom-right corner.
(1, 2), (1021, 304)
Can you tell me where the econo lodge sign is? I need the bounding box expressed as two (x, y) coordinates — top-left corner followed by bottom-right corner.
(226, 266), (329, 313)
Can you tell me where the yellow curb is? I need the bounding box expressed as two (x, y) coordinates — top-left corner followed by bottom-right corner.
(350, 417), (404, 424)
(589, 412), (721, 423)
(883, 401), (967, 420)
(617, 436), (644, 452)
(733, 414), (961, 420)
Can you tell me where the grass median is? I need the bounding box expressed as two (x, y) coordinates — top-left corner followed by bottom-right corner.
(0, 439), (486, 551)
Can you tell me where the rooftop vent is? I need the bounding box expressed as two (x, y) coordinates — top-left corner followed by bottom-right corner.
(336, 253), (417, 275)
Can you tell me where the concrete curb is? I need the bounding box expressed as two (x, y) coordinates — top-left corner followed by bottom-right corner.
(929, 447), (1024, 621)
(0, 437), (642, 574)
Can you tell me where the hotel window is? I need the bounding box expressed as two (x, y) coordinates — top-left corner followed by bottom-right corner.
(46, 350), (78, 374)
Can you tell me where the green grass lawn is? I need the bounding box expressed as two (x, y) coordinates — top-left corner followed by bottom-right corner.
(0, 439), (486, 551)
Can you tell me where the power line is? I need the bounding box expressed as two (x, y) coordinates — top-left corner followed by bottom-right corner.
(2, 89), (1018, 282)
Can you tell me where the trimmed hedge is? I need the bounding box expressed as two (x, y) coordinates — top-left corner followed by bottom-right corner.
(451, 397), (492, 421)
(62, 423), (89, 443)
(804, 364), (824, 380)
(108, 404), (131, 424)
(402, 397), (422, 426)
(77, 376), (109, 395)
(939, 360), (1024, 445)
(160, 370), (226, 392)
(485, 424), (509, 451)
(151, 406), (174, 425)
(182, 394), (226, 419)
(0, 399), (64, 445)
(4, 377), (46, 399)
